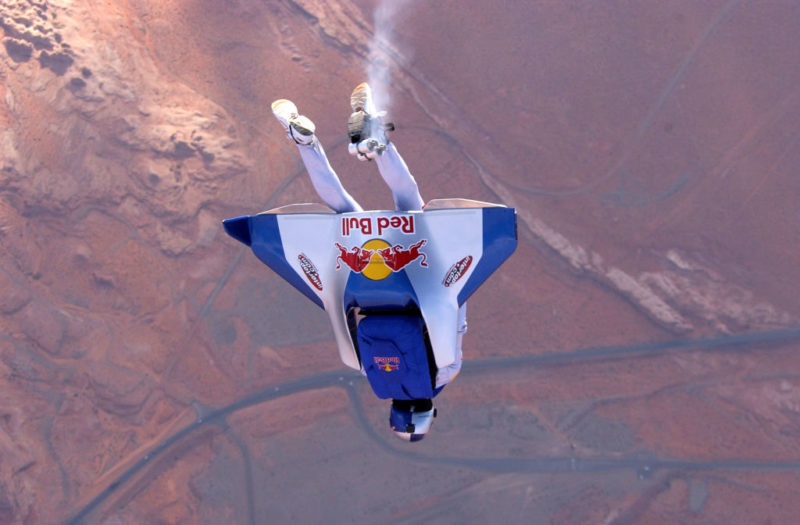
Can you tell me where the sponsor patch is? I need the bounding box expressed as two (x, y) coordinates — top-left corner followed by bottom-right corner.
(297, 253), (323, 290)
(374, 356), (400, 372)
(443, 255), (473, 287)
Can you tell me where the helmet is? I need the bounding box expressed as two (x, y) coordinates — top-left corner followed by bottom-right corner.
(389, 399), (437, 442)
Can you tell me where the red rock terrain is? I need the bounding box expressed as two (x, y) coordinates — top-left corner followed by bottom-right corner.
(2, 0), (800, 523)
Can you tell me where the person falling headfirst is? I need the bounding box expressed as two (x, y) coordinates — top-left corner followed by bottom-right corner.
(271, 83), (467, 441)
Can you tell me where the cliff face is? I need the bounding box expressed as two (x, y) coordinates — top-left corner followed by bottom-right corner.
(2, 0), (800, 523)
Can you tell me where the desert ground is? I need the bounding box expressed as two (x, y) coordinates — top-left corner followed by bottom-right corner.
(2, 0), (800, 523)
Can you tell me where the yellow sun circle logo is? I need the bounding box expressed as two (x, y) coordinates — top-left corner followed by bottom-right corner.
(361, 239), (392, 281)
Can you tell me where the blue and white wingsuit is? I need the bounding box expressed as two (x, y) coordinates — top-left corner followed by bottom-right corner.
(223, 116), (516, 403)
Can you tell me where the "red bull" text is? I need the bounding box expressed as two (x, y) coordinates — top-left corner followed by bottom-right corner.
(374, 356), (400, 372)
(341, 215), (415, 236)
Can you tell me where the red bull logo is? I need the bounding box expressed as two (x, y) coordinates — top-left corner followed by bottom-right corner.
(341, 215), (415, 236)
(377, 240), (428, 271)
(335, 242), (373, 273)
(335, 239), (428, 280)
(374, 356), (400, 372)
(297, 253), (323, 290)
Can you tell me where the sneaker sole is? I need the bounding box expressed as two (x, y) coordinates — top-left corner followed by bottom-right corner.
(271, 99), (298, 129)
(290, 115), (315, 137)
(350, 82), (374, 114)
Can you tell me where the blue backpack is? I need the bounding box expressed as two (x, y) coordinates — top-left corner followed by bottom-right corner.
(356, 315), (440, 400)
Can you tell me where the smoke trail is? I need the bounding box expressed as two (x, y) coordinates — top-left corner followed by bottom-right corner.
(366, 0), (414, 113)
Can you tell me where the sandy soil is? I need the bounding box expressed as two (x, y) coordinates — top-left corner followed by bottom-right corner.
(1, 0), (799, 523)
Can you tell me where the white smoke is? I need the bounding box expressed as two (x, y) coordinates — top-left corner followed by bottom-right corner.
(366, 0), (414, 113)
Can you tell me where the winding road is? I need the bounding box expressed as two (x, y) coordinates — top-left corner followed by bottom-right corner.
(66, 326), (800, 524)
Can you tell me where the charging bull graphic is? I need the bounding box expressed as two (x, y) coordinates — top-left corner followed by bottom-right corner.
(378, 239), (428, 271)
(335, 239), (428, 280)
(335, 242), (373, 272)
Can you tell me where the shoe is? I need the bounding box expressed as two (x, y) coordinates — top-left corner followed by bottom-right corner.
(271, 99), (316, 145)
(347, 83), (393, 160)
(350, 81), (377, 114)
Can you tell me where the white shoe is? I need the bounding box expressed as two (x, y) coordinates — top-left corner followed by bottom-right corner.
(271, 99), (316, 145)
(347, 83), (392, 159)
(350, 82), (377, 114)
